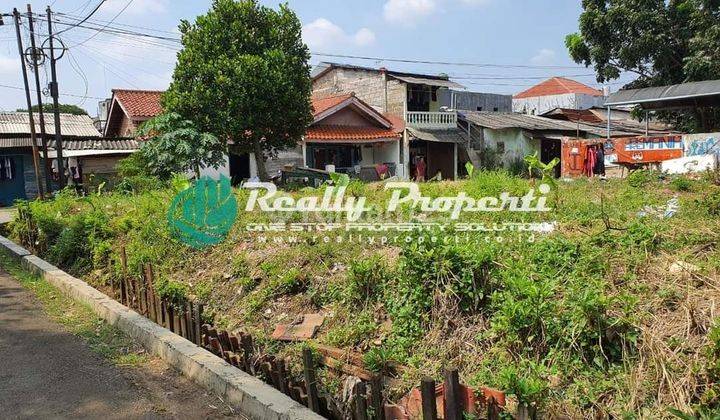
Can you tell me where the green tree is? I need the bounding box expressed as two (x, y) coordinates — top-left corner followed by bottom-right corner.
(17, 103), (88, 115)
(163, 0), (313, 180)
(137, 113), (225, 179)
(566, 0), (720, 132)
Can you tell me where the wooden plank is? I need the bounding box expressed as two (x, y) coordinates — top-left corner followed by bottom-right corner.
(277, 358), (290, 395)
(320, 355), (373, 381)
(421, 377), (438, 420)
(444, 368), (462, 420)
(302, 348), (321, 413)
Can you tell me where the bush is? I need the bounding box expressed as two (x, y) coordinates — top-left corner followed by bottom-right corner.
(670, 176), (693, 192)
(628, 169), (657, 188)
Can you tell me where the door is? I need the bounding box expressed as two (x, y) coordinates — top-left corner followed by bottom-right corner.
(0, 155), (26, 206)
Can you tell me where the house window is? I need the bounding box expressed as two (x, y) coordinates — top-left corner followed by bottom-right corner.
(497, 142), (505, 154)
(0, 157), (14, 180)
(477, 106), (483, 111)
(493, 107), (499, 112)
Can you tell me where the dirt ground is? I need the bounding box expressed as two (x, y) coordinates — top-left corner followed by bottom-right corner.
(0, 268), (243, 420)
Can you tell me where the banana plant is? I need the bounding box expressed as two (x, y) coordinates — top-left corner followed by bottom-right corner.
(524, 152), (559, 189)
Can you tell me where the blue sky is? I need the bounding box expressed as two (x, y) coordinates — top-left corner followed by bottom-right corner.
(0, 0), (636, 115)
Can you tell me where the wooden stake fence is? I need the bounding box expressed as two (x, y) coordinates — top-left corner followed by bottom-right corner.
(111, 246), (504, 420)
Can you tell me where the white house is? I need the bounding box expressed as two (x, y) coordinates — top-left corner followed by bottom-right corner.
(512, 77), (607, 116)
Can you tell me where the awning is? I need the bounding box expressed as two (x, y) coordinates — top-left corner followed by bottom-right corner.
(389, 74), (465, 89)
(605, 79), (720, 109)
(407, 127), (466, 144)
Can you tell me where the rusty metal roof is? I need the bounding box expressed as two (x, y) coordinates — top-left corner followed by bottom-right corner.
(459, 111), (656, 137)
(0, 112), (101, 137)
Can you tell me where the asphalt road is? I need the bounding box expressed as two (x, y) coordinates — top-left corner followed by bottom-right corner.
(0, 268), (237, 419)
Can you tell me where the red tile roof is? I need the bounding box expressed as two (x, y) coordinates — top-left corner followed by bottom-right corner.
(306, 125), (401, 141)
(113, 89), (164, 119)
(311, 93), (354, 116)
(514, 77), (603, 99)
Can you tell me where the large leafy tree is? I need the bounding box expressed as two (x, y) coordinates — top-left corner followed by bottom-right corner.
(566, 0), (720, 131)
(163, 0), (313, 180)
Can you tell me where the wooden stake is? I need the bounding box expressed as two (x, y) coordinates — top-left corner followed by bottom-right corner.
(302, 348), (320, 413)
(194, 304), (203, 346)
(370, 375), (385, 420)
(355, 381), (368, 420)
(420, 377), (438, 420)
(443, 368), (462, 420)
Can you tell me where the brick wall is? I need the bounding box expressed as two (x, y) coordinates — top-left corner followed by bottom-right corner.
(313, 68), (407, 117)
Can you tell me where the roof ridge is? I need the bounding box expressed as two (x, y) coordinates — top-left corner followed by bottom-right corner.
(113, 89), (166, 94)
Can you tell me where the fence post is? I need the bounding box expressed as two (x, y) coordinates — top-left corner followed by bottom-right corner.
(370, 375), (385, 420)
(444, 368), (462, 420)
(355, 381), (368, 420)
(241, 333), (253, 373)
(194, 304), (203, 346)
(421, 377), (438, 420)
(302, 348), (321, 413)
(119, 246), (128, 305)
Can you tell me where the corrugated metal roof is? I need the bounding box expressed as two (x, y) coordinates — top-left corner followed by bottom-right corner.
(0, 137), (139, 150)
(407, 127), (466, 143)
(0, 112), (101, 137)
(389, 74), (465, 89)
(605, 80), (720, 107)
(459, 111), (643, 137)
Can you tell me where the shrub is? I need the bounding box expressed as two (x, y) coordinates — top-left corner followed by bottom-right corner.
(670, 176), (693, 192)
(628, 169), (657, 188)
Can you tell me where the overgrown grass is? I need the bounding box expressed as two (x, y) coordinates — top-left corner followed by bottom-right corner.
(8, 168), (720, 418)
(0, 250), (148, 367)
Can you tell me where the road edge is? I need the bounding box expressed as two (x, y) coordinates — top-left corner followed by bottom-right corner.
(0, 234), (323, 420)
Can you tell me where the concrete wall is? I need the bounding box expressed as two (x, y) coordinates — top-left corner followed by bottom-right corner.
(438, 90), (512, 112)
(513, 93), (605, 115)
(482, 128), (540, 167)
(313, 68), (407, 116)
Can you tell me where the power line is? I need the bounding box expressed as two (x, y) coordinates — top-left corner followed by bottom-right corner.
(55, 11), (179, 35)
(68, 0), (135, 48)
(54, 0), (106, 36)
(311, 52), (588, 70)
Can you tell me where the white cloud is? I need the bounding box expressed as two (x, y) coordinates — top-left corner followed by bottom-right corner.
(353, 28), (377, 47)
(383, 0), (437, 26)
(101, 0), (168, 16)
(458, 0), (491, 6)
(302, 18), (376, 50)
(530, 48), (556, 65)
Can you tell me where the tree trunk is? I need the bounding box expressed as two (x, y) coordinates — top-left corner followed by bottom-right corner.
(253, 142), (269, 181)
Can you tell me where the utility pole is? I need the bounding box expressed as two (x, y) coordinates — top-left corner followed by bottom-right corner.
(27, 4), (53, 193)
(13, 8), (45, 199)
(46, 6), (65, 189)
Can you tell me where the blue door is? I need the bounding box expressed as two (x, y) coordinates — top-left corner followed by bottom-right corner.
(0, 155), (26, 206)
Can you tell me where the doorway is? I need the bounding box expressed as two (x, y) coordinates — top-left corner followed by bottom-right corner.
(0, 154), (26, 206)
(540, 138), (562, 178)
(228, 152), (250, 186)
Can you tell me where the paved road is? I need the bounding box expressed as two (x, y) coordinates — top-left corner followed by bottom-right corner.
(0, 268), (236, 419)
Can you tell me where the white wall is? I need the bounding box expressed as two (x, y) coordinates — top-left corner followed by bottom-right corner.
(513, 93), (605, 115)
(195, 154), (230, 180)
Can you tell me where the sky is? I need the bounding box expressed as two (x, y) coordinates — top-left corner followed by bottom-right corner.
(0, 0), (637, 116)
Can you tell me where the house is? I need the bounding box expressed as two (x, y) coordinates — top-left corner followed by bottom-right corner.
(512, 77), (607, 116)
(312, 62), (469, 180)
(301, 93), (404, 181)
(103, 89), (163, 138)
(0, 112), (137, 205)
(458, 111), (661, 177)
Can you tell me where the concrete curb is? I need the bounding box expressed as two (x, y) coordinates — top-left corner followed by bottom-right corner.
(0, 235), (324, 420)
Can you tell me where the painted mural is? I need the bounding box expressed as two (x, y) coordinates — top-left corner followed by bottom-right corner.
(683, 133), (720, 157)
